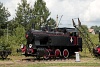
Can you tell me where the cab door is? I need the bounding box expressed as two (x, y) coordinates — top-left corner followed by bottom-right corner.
(70, 32), (78, 45)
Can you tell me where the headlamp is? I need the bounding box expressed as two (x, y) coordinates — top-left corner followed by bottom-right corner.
(21, 44), (24, 48)
(29, 44), (32, 48)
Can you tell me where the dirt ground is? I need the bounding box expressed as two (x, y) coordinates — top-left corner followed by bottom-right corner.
(0, 56), (100, 67)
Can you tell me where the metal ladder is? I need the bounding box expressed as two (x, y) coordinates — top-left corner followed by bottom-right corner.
(72, 18), (94, 55)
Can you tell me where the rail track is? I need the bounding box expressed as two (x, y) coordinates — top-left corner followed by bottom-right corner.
(21, 57), (75, 62)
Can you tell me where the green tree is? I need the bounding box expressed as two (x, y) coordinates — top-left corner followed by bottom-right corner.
(90, 25), (100, 34)
(32, 0), (55, 29)
(15, 0), (55, 30)
(0, 2), (10, 36)
(79, 25), (88, 48)
(7, 18), (20, 35)
(79, 25), (88, 33)
(15, 0), (31, 30)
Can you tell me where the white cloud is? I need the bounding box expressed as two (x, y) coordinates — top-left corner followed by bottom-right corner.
(79, 0), (100, 27)
(1, 0), (36, 20)
(45, 0), (94, 27)
(1, 0), (100, 27)
(5, 0), (20, 18)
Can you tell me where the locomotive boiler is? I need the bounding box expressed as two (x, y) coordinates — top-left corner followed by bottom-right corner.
(20, 26), (82, 59)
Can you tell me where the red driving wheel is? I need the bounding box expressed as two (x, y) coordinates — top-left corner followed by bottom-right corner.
(63, 49), (69, 58)
(44, 49), (50, 59)
(55, 49), (61, 57)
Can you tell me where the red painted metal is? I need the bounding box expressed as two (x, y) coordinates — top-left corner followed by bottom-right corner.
(55, 49), (61, 57)
(25, 34), (28, 39)
(43, 49), (50, 59)
(63, 49), (69, 58)
(97, 48), (100, 54)
(21, 46), (26, 52)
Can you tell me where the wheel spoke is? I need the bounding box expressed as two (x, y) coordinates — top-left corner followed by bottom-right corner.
(44, 49), (50, 59)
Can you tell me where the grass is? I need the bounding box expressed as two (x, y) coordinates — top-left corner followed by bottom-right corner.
(0, 50), (100, 67)
(28, 63), (100, 66)
(0, 56), (100, 67)
(1, 62), (100, 67)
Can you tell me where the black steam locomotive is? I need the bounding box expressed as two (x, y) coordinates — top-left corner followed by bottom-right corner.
(20, 26), (82, 59)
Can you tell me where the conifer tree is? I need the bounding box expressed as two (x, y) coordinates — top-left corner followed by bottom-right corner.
(0, 2), (10, 36)
(32, 0), (55, 29)
(15, 0), (31, 30)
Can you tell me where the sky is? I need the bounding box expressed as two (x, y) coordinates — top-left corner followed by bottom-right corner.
(1, 0), (100, 28)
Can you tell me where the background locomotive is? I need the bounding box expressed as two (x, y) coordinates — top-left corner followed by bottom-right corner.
(20, 24), (82, 59)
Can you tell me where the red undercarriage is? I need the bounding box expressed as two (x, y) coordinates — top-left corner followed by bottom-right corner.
(21, 46), (71, 58)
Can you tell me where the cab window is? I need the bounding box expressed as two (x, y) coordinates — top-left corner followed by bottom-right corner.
(70, 32), (78, 36)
